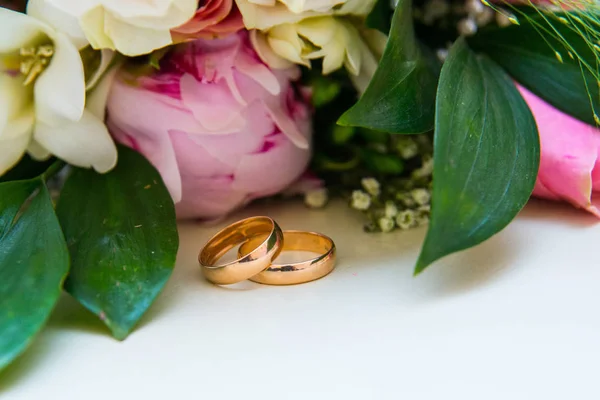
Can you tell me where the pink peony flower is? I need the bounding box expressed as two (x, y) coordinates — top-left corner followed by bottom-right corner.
(106, 31), (312, 219)
(171, 0), (244, 42)
(517, 85), (600, 217)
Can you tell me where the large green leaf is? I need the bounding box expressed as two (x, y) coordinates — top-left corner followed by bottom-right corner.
(415, 38), (540, 274)
(338, 0), (440, 134)
(0, 179), (69, 370)
(468, 12), (599, 126)
(56, 146), (178, 340)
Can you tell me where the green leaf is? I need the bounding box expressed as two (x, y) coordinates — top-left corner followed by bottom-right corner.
(56, 146), (178, 340)
(415, 38), (540, 274)
(339, 0), (440, 134)
(468, 12), (600, 125)
(0, 179), (69, 370)
(366, 0), (392, 34)
(361, 149), (404, 175)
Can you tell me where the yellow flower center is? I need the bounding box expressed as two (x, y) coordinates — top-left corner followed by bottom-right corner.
(20, 44), (54, 86)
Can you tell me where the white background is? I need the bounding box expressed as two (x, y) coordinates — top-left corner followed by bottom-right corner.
(2, 199), (600, 399)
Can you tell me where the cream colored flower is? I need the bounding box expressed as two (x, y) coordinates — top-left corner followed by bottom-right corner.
(0, 8), (117, 176)
(235, 0), (376, 29)
(242, 0), (385, 92)
(251, 17), (386, 92)
(39, 0), (198, 56)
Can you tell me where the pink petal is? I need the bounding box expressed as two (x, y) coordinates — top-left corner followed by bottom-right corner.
(518, 84), (600, 218)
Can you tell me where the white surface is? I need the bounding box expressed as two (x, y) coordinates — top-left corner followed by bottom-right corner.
(2, 199), (600, 399)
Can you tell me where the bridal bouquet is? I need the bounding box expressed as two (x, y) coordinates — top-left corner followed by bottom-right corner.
(1, 0), (598, 375)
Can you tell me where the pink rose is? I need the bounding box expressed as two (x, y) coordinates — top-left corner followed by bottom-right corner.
(107, 31), (312, 219)
(171, 0), (244, 42)
(518, 85), (600, 217)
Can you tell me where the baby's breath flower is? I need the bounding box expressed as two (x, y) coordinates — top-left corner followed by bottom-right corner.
(396, 191), (416, 208)
(417, 204), (431, 213)
(378, 217), (395, 233)
(396, 210), (417, 230)
(384, 201), (398, 218)
(361, 177), (381, 197)
(395, 137), (419, 159)
(412, 157), (434, 180)
(411, 188), (431, 206)
(351, 190), (372, 211)
(304, 188), (329, 209)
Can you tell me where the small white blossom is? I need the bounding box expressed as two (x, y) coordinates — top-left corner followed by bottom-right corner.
(412, 157), (434, 179)
(351, 190), (371, 211)
(458, 17), (478, 36)
(396, 210), (417, 230)
(396, 192), (416, 208)
(417, 204), (431, 213)
(304, 188), (329, 209)
(384, 201), (398, 218)
(395, 137), (419, 159)
(378, 217), (395, 233)
(411, 188), (431, 206)
(361, 177), (381, 197)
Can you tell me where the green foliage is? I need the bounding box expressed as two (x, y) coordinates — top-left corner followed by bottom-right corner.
(56, 146), (178, 340)
(415, 38), (540, 274)
(0, 175), (69, 370)
(339, 0), (440, 134)
(469, 11), (600, 125)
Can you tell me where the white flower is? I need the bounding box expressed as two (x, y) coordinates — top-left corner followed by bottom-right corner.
(304, 188), (329, 208)
(38, 0), (198, 56)
(396, 210), (417, 230)
(384, 201), (398, 218)
(351, 190), (371, 211)
(236, 0), (376, 30)
(378, 217), (395, 233)
(0, 8), (117, 176)
(361, 177), (380, 197)
(242, 0), (385, 93)
(411, 188), (431, 206)
(251, 17), (386, 92)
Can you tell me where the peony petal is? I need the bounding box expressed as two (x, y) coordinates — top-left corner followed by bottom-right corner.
(34, 109), (117, 172)
(179, 73), (246, 133)
(34, 32), (86, 125)
(27, 0), (89, 49)
(235, 49), (281, 95)
(519, 84), (600, 218)
(0, 111), (35, 175)
(233, 132), (310, 194)
(109, 122), (183, 202)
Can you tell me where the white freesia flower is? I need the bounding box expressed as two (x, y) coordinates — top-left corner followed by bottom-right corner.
(0, 8), (117, 176)
(251, 17), (387, 92)
(38, 0), (198, 56)
(240, 0), (384, 92)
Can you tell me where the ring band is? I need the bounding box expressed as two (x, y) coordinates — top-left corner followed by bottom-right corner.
(238, 230), (336, 285)
(199, 216), (283, 285)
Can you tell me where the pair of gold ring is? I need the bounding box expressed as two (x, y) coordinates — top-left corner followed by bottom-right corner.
(198, 216), (336, 286)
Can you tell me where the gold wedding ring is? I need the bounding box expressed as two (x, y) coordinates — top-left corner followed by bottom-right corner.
(238, 230), (336, 285)
(199, 216), (283, 285)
